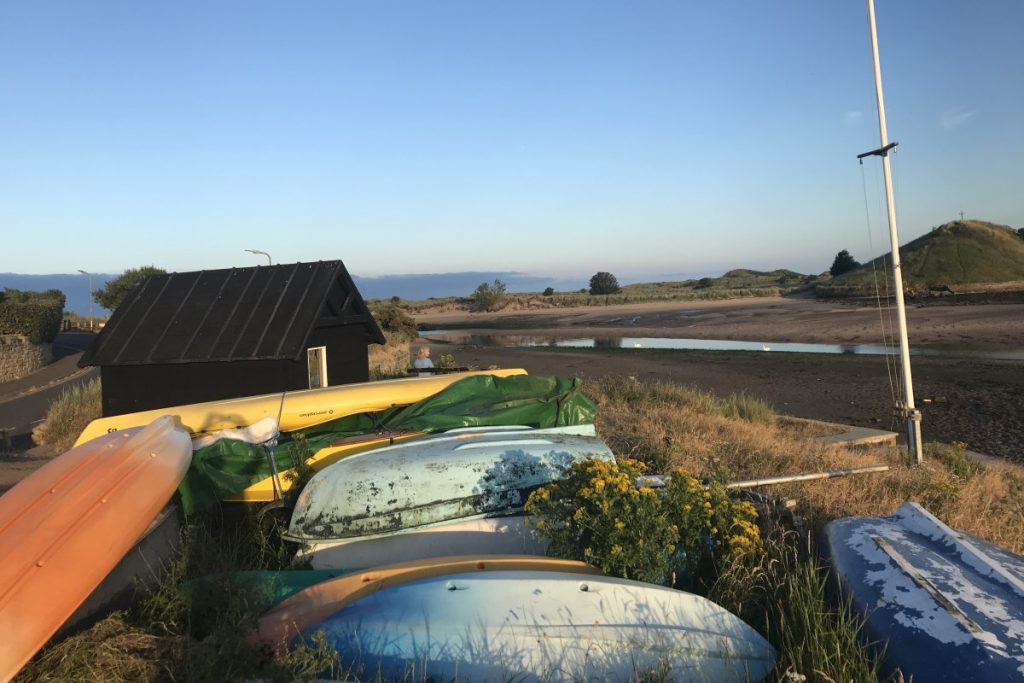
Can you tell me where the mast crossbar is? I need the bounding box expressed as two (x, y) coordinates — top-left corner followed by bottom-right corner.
(857, 142), (898, 160)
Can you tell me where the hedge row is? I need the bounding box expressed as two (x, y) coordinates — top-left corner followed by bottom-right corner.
(0, 289), (65, 344)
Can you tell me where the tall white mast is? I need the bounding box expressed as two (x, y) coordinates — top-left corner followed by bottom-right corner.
(862, 0), (923, 463)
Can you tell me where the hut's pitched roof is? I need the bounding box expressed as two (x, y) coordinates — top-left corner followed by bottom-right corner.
(80, 261), (384, 366)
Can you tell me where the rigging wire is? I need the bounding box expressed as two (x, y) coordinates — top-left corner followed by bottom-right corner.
(859, 159), (899, 410)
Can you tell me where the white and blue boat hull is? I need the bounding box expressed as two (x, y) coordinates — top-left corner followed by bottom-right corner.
(305, 570), (777, 682)
(286, 425), (613, 542)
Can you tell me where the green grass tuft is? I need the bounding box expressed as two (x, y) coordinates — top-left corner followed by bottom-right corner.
(720, 392), (775, 425)
(710, 533), (885, 683)
(31, 378), (102, 452)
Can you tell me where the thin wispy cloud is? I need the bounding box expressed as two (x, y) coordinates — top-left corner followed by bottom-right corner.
(940, 107), (976, 129)
(844, 110), (864, 126)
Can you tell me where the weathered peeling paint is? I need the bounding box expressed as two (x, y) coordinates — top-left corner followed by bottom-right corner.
(285, 426), (612, 542)
(825, 501), (1024, 681)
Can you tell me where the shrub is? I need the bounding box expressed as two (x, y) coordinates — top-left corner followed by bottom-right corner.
(931, 440), (979, 480)
(0, 288), (65, 343)
(542, 286), (555, 296)
(32, 378), (102, 451)
(374, 304), (418, 341)
(525, 458), (761, 589)
(436, 352), (456, 368)
(470, 279), (507, 312)
(589, 271), (621, 295)
(829, 250), (860, 277)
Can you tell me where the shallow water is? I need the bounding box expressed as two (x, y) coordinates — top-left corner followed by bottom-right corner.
(421, 331), (1024, 361)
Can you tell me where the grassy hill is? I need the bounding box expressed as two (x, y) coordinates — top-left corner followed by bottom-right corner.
(818, 219), (1024, 297)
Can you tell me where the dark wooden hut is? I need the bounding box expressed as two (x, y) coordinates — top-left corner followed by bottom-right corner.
(79, 261), (385, 417)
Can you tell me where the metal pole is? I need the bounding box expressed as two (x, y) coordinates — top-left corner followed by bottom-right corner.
(635, 465), (891, 490)
(78, 269), (93, 330)
(726, 465), (891, 489)
(866, 0), (923, 463)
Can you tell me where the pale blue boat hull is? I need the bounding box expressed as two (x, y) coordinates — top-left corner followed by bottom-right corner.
(306, 570), (777, 682)
(286, 425), (613, 542)
(824, 501), (1024, 681)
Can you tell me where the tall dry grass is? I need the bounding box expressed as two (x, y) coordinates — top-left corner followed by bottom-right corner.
(586, 375), (1024, 554)
(368, 333), (411, 380)
(31, 378), (102, 452)
(588, 375), (1024, 681)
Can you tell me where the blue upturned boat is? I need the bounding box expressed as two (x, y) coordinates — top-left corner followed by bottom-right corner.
(824, 501), (1024, 681)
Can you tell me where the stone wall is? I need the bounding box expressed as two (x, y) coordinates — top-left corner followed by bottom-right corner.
(0, 334), (52, 383)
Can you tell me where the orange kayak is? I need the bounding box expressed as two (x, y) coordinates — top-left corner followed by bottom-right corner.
(0, 416), (191, 680)
(256, 554), (600, 653)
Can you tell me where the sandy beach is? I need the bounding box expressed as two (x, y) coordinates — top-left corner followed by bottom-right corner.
(417, 297), (1024, 461)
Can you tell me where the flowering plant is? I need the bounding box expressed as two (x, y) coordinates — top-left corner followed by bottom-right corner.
(525, 458), (761, 587)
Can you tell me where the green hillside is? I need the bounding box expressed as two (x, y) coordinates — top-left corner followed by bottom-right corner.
(819, 220), (1024, 296)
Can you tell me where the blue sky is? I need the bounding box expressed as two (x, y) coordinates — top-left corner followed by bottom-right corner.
(2, 1), (1021, 280)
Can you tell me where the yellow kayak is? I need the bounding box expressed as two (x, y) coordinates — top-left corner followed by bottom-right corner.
(74, 369), (526, 447)
(256, 554), (600, 653)
(223, 430), (426, 502)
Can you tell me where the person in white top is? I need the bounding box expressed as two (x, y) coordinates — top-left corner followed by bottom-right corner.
(413, 346), (434, 375)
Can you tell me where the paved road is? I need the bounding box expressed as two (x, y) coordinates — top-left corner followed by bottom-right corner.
(0, 332), (97, 451)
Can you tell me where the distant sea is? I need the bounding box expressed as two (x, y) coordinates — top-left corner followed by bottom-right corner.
(1, 270), (589, 315)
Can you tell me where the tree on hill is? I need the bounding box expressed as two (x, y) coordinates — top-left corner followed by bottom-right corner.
(589, 272), (621, 295)
(470, 279), (507, 312)
(93, 266), (166, 311)
(1017, 227), (1024, 240)
(829, 250), (860, 277)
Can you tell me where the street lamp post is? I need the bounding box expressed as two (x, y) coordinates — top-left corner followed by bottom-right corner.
(77, 269), (93, 330)
(244, 249), (272, 266)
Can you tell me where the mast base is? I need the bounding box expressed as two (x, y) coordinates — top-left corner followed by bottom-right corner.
(894, 403), (924, 465)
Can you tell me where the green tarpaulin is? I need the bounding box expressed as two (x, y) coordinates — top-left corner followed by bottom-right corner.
(178, 375), (596, 514)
